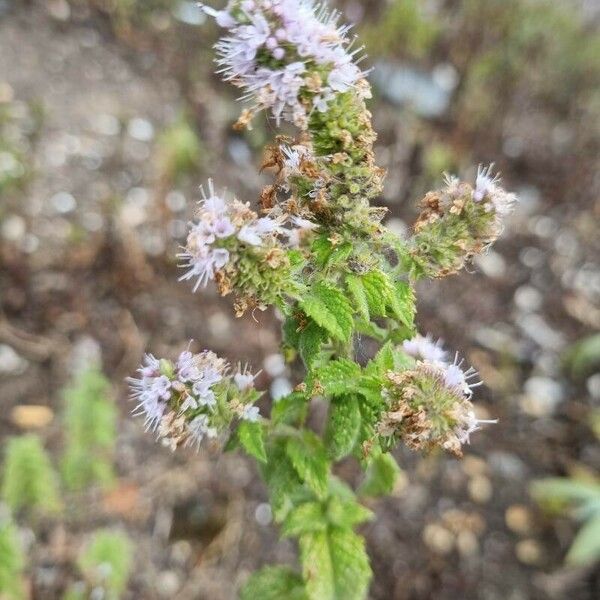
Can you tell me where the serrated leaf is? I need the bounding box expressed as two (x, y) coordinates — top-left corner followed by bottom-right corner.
(358, 453), (401, 497)
(240, 566), (307, 600)
(299, 321), (328, 368)
(300, 528), (372, 600)
(287, 431), (329, 499)
(272, 393), (308, 426)
(364, 341), (395, 377)
(282, 501), (327, 537)
(300, 283), (354, 342)
(565, 514), (600, 566)
(316, 360), (361, 397)
(311, 236), (334, 268)
(237, 421), (267, 463)
(360, 271), (389, 317)
(326, 496), (373, 529)
(387, 280), (415, 328)
(325, 396), (361, 460)
(283, 315), (301, 347)
(327, 242), (352, 266)
(346, 274), (370, 321)
(262, 442), (303, 522)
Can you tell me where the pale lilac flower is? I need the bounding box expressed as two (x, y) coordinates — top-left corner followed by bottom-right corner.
(234, 372), (255, 390)
(237, 224), (264, 246)
(454, 409), (498, 445)
(473, 164), (500, 202)
(402, 334), (447, 364)
(211, 216), (236, 238)
(241, 405), (261, 422)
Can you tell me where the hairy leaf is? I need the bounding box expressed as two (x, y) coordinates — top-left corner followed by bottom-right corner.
(240, 566), (307, 600)
(287, 431), (329, 499)
(238, 421), (267, 463)
(325, 396), (361, 460)
(345, 274), (370, 321)
(298, 321), (328, 368)
(358, 453), (401, 497)
(262, 442), (303, 522)
(300, 283), (354, 342)
(326, 496), (373, 529)
(300, 528), (372, 600)
(317, 360), (361, 397)
(272, 393), (308, 426)
(282, 501), (327, 537)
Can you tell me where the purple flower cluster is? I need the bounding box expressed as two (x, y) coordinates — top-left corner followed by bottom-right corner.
(401, 334), (495, 445)
(128, 348), (262, 450)
(473, 164), (517, 217)
(202, 0), (366, 126)
(178, 181), (285, 292)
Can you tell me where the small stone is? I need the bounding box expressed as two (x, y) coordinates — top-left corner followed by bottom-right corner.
(0, 345), (28, 375)
(1, 214), (26, 241)
(91, 113), (120, 136)
(587, 373), (600, 400)
(488, 452), (527, 480)
(474, 250), (506, 279)
(50, 191), (77, 214)
(127, 117), (154, 142)
(165, 190), (187, 212)
(515, 539), (543, 565)
(422, 523), (454, 555)
(462, 455), (488, 477)
(47, 0), (70, 21)
(521, 376), (564, 417)
(514, 285), (543, 312)
(10, 405), (54, 430)
(505, 505), (533, 535)
(254, 503), (272, 526)
(157, 571), (180, 597)
(456, 530), (479, 557)
(468, 475), (492, 504)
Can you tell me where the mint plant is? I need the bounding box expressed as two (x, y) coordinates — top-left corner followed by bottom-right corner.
(127, 2), (516, 597)
(61, 368), (117, 492)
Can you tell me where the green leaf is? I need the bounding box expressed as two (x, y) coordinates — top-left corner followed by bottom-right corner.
(345, 274), (370, 321)
(358, 453), (401, 497)
(316, 359), (361, 397)
(566, 514), (600, 566)
(387, 280), (415, 328)
(237, 421), (267, 463)
(325, 396), (361, 460)
(311, 236), (334, 268)
(300, 528), (372, 600)
(286, 431), (329, 499)
(272, 393), (308, 426)
(300, 283), (354, 342)
(240, 566), (307, 600)
(530, 478), (600, 505)
(326, 496), (373, 529)
(298, 321), (328, 368)
(262, 442), (303, 522)
(282, 501), (327, 537)
(360, 271), (388, 317)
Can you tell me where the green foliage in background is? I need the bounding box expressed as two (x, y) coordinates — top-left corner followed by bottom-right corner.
(157, 115), (204, 182)
(0, 516), (25, 600)
(361, 0), (439, 60)
(562, 333), (600, 381)
(72, 529), (134, 599)
(531, 476), (600, 567)
(61, 368), (117, 492)
(1, 434), (61, 516)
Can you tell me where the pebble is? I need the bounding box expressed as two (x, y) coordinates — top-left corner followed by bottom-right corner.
(517, 314), (565, 351)
(488, 452), (528, 480)
(456, 530), (479, 557)
(468, 475), (493, 504)
(475, 250), (506, 278)
(127, 117), (154, 142)
(91, 113), (120, 136)
(505, 505), (533, 535)
(10, 405), (54, 430)
(50, 191), (77, 214)
(422, 523), (454, 555)
(254, 502), (273, 526)
(587, 373), (600, 400)
(0, 344), (28, 375)
(515, 539), (543, 565)
(1, 214), (26, 241)
(514, 285), (543, 312)
(157, 571), (180, 597)
(173, 1), (206, 26)
(521, 376), (564, 417)
(165, 190), (187, 212)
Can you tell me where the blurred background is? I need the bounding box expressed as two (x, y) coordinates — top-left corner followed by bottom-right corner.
(0, 0), (599, 598)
